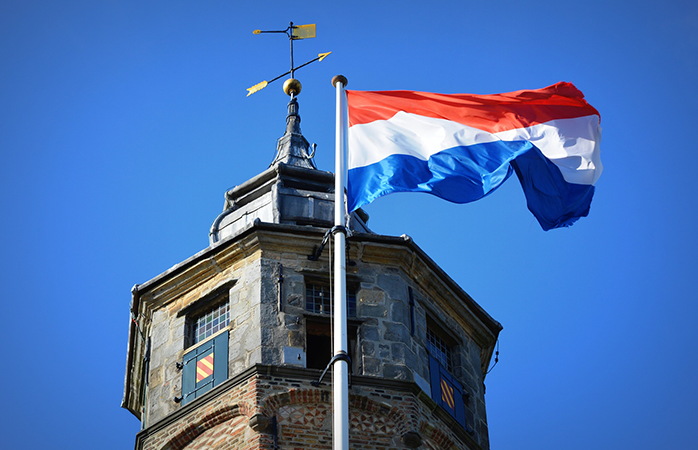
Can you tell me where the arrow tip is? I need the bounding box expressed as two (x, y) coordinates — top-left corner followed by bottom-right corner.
(318, 51), (332, 62)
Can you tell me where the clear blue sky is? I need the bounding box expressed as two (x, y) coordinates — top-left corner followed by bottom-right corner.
(1, 1), (696, 449)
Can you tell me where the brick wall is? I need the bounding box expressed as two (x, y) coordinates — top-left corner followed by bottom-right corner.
(136, 366), (485, 450)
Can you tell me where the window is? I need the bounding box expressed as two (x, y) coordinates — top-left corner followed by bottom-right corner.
(305, 282), (356, 317)
(187, 301), (230, 347)
(304, 281), (358, 371)
(427, 326), (453, 373)
(179, 302), (230, 405)
(427, 318), (466, 428)
(176, 283), (234, 406)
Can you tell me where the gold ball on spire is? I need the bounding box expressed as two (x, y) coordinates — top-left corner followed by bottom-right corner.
(283, 78), (302, 96)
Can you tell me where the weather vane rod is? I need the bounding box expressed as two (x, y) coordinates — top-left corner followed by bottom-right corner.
(247, 22), (331, 97)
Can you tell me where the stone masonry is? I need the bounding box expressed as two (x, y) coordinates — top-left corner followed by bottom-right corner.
(124, 220), (501, 449)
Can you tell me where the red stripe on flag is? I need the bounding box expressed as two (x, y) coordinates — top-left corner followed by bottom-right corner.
(346, 82), (599, 133)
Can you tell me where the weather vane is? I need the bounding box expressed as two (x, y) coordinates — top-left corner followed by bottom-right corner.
(246, 22), (331, 97)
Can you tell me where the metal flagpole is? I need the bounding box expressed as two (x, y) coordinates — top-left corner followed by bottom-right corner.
(331, 74), (349, 450)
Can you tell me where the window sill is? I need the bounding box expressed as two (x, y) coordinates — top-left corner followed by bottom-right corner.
(302, 311), (365, 325)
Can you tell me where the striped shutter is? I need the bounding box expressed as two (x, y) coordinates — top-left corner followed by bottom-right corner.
(181, 331), (229, 405)
(429, 354), (466, 428)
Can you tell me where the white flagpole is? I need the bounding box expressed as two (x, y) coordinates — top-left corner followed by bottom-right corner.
(331, 74), (349, 450)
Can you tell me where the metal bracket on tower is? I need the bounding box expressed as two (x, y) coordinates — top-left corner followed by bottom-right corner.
(311, 350), (352, 387)
(307, 226), (351, 261)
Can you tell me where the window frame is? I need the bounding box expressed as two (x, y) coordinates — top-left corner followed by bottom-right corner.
(425, 316), (457, 373)
(301, 276), (361, 372)
(177, 280), (235, 351)
(426, 324), (454, 373)
(185, 299), (230, 348)
(303, 279), (357, 317)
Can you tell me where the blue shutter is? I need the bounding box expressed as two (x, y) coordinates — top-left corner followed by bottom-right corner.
(180, 330), (229, 405)
(212, 331), (228, 385)
(181, 347), (197, 404)
(429, 354), (466, 428)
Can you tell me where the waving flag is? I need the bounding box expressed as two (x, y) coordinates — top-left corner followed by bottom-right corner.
(346, 82), (602, 230)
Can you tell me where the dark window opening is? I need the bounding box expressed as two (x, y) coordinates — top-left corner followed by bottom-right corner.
(306, 322), (333, 370)
(305, 318), (357, 371)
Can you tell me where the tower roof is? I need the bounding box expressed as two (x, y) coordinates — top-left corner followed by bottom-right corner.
(209, 96), (370, 245)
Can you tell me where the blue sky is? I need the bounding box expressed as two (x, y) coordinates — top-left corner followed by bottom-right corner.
(1, 1), (696, 449)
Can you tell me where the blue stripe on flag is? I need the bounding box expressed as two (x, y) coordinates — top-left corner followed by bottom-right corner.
(347, 141), (595, 231)
(511, 147), (596, 230)
(347, 140), (533, 212)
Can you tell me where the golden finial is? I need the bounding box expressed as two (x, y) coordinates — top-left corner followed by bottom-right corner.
(283, 78), (302, 96)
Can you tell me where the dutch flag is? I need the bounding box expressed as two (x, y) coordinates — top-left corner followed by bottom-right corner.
(346, 82), (602, 230)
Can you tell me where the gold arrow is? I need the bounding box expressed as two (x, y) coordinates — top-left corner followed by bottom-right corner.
(246, 52), (332, 97)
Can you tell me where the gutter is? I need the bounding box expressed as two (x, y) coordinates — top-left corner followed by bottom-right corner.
(121, 284), (142, 419)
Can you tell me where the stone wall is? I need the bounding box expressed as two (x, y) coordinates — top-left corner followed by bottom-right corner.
(131, 225), (498, 448)
(140, 236), (265, 425)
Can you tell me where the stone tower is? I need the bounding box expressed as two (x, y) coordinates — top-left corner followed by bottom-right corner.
(122, 94), (502, 450)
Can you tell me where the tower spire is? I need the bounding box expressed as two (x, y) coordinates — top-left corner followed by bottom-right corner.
(270, 93), (316, 169)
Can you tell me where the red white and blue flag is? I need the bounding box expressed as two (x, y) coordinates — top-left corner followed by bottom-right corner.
(346, 82), (602, 230)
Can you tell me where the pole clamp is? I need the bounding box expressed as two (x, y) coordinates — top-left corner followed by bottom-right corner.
(311, 350), (352, 387)
(307, 226), (352, 261)
(330, 225), (348, 236)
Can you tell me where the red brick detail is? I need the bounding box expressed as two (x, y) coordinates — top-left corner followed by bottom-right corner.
(420, 422), (459, 450)
(138, 374), (479, 450)
(164, 405), (245, 450)
(260, 388), (423, 448)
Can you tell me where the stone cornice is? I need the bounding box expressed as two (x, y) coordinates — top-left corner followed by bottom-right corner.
(133, 223), (500, 338)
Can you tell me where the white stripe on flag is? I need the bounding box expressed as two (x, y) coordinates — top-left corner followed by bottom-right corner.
(349, 113), (602, 186)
